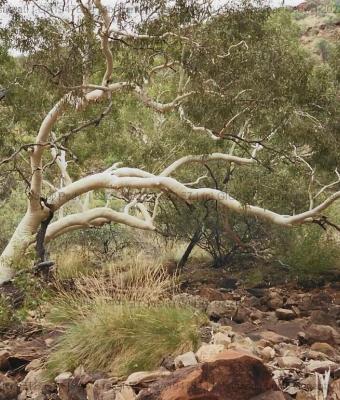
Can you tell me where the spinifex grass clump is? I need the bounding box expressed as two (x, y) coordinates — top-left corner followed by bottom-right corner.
(45, 252), (206, 378)
(46, 302), (205, 378)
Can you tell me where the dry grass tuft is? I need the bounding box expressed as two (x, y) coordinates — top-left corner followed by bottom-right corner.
(54, 247), (95, 280)
(45, 250), (206, 378)
(46, 302), (205, 378)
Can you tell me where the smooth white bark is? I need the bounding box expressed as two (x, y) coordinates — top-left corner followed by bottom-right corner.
(0, 208), (49, 282)
(45, 207), (155, 242)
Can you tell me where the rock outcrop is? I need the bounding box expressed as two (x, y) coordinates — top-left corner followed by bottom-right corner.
(137, 350), (281, 400)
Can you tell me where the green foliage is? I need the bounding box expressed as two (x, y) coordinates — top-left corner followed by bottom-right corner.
(0, 188), (27, 252)
(244, 268), (265, 287)
(292, 11), (307, 20)
(316, 39), (333, 62)
(0, 295), (16, 332)
(276, 225), (340, 278)
(13, 273), (52, 321)
(324, 14), (340, 25)
(46, 302), (205, 377)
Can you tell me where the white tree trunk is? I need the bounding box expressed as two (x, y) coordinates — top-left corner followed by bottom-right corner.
(0, 208), (47, 284)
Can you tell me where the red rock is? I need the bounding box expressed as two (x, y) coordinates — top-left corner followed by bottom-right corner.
(0, 351), (10, 371)
(275, 308), (295, 321)
(55, 374), (87, 400)
(329, 378), (340, 400)
(0, 373), (19, 400)
(258, 331), (290, 345)
(310, 310), (334, 326)
(137, 350), (282, 400)
(251, 390), (286, 399)
(305, 324), (340, 345)
(198, 287), (227, 301)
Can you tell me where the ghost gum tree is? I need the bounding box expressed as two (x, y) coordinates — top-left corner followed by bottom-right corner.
(0, 0), (339, 283)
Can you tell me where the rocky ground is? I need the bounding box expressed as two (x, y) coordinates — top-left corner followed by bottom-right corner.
(0, 276), (339, 400)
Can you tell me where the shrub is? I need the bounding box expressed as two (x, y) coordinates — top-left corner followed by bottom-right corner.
(276, 225), (340, 279)
(316, 39), (333, 62)
(245, 269), (265, 287)
(46, 302), (205, 378)
(292, 11), (307, 21)
(324, 14), (340, 26)
(0, 296), (15, 332)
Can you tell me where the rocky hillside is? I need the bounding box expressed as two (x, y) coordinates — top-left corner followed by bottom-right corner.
(292, 0), (340, 59)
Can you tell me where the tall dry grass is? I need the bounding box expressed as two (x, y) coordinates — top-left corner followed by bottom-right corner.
(45, 250), (206, 378)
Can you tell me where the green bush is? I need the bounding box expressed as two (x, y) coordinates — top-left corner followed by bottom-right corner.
(0, 296), (15, 332)
(316, 39), (333, 62)
(276, 225), (339, 278)
(46, 302), (205, 378)
(292, 11), (307, 20)
(324, 14), (340, 26)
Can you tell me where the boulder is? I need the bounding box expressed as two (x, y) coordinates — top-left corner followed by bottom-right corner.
(55, 372), (73, 383)
(258, 331), (291, 345)
(196, 344), (225, 362)
(228, 337), (257, 356)
(305, 324), (340, 345)
(250, 309), (264, 321)
(310, 342), (337, 357)
(310, 310), (334, 326)
(199, 325), (213, 344)
(300, 376), (317, 390)
(73, 365), (106, 386)
(277, 356), (303, 369)
(87, 382), (136, 400)
(275, 309), (295, 321)
(233, 307), (250, 323)
(284, 386), (299, 396)
(55, 372), (87, 400)
(161, 356), (175, 371)
(246, 288), (266, 298)
(0, 373), (19, 400)
(137, 350), (282, 400)
(126, 370), (171, 386)
(259, 347), (275, 362)
(329, 378), (340, 400)
(25, 358), (43, 372)
(116, 386), (136, 400)
(213, 332), (232, 346)
(20, 369), (56, 399)
(306, 359), (337, 373)
(86, 377), (119, 400)
(206, 300), (237, 320)
(198, 287), (226, 301)
(0, 350), (10, 371)
(275, 343), (299, 357)
(267, 292), (283, 310)
(174, 352), (197, 368)
(305, 349), (329, 361)
(251, 391), (286, 399)
(295, 391), (315, 400)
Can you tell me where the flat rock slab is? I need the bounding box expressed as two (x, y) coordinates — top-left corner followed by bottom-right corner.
(263, 319), (307, 339)
(137, 350), (281, 400)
